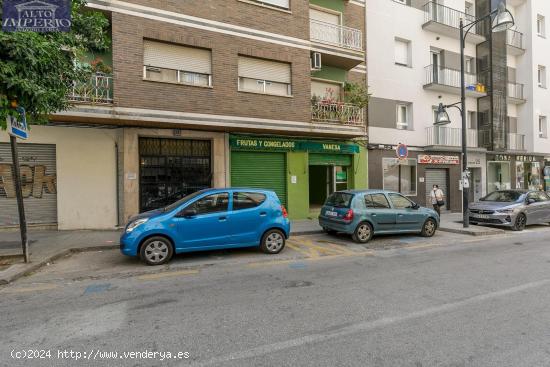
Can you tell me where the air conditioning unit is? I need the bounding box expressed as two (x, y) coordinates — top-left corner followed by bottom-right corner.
(311, 52), (322, 70)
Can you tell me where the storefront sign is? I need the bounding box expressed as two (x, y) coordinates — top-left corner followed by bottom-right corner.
(230, 136), (359, 154)
(2, 0), (72, 32)
(515, 155), (539, 162)
(493, 154), (512, 161)
(418, 155), (460, 165)
(467, 157), (482, 167)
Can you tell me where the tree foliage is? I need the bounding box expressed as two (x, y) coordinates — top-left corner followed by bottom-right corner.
(0, 0), (110, 128)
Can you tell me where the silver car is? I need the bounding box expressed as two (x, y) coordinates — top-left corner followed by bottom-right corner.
(469, 190), (550, 231)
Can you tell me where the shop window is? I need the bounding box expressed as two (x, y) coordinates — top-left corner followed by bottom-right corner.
(335, 166), (348, 192)
(383, 158), (417, 196)
(487, 161), (511, 192)
(233, 192), (266, 210)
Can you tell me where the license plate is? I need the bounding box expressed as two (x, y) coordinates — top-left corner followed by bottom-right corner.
(325, 211), (338, 217)
(471, 213), (490, 219)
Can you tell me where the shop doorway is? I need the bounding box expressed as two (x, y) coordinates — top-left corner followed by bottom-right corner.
(308, 165), (349, 210)
(469, 168), (483, 203)
(139, 138), (212, 212)
(425, 168), (449, 211)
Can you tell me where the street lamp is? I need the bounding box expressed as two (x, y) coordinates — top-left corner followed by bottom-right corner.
(435, 1), (514, 228)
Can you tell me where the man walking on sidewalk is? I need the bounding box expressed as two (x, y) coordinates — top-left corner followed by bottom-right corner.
(431, 184), (445, 216)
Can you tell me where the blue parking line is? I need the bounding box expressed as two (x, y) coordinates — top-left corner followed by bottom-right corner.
(289, 262), (307, 269)
(84, 283), (111, 294)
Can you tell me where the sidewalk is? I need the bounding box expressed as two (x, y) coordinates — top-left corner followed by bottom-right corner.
(0, 215), (502, 285)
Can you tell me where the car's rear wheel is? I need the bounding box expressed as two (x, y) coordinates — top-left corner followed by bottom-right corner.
(420, 218), (437, 237)
(512, 213), (527, 231)
(140, 236), (174, 265)
(352, 222), (373, 243)
(260, 229), (285, 254)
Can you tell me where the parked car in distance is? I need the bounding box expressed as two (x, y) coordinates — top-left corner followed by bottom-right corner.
(120, 188), (290, 265)
(469, 190), (550, 231)
(318, 190), (440, 243)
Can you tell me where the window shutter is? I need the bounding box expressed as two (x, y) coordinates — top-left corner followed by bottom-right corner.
(143, 40), (211, 74)
(309, 8), (340, 25)
(238, 56), (291, 84)
(262, 0), (289, 8)
(395, 40), (408, 65)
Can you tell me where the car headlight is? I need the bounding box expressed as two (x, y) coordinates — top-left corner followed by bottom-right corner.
(498, 208), (516, 214)
(126, 218), (148, 233)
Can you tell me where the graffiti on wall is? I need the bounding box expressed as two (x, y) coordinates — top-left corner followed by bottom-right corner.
(0, 163), (56, 198)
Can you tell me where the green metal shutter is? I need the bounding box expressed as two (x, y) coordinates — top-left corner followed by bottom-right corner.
(231, 151), (287, 205)
(308, 153), (352, 166)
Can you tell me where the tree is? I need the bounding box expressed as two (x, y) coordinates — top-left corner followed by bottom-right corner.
(0, 0), (110, 128)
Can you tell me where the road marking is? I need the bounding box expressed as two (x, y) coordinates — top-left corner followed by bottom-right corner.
(286, 242), (318, 258)
(322, 242), (358, 255)
(137, 269), (199, 281)
(403, 243), (441, 250)
(300, 240), (343, 256)
(187, 276), (550, 367)
(247, 251), (374, 268)
(1, 283), (58, 294)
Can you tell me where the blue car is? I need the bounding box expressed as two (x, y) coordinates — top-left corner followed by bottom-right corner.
(318, 190), (440, 243)
(121, 188), (290, 265)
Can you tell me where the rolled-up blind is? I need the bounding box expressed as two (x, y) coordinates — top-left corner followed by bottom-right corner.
(143, 40), (211, 74)
(238, 56), (291, 84)
(261, 0), (289, 9)
(310, 8), (340, 25)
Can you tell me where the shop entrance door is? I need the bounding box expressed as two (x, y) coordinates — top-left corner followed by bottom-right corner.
(425, 168), (449, 211)
(308, 154), (351, 211)
(469, 168), (482, 203)
(139, 138), (212, 212)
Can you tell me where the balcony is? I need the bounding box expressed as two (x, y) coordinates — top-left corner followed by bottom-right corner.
(424, 65), (487, 97)
(309, 19), (363, 69)
(67, 72), (113, 105)
(507, 133), (526, 151)
(508, 82), (526, 104)
(422, 2), (485, 44)
(425, 126), (479, 148)
(506, 29), (525, 55)
(311, 101), (364, 126)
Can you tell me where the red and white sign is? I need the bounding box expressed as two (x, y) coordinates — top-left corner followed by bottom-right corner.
(418, 155), (460, 165)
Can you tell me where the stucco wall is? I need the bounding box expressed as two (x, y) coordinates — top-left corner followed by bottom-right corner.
(0, 125), (119, 230)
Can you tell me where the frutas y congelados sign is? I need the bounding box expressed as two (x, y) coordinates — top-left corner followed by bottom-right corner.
(2, 0), (71, 32)
(230, 136), (360, 154)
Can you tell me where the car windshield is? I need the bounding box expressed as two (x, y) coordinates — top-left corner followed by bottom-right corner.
(481, 191), (525, 203)
(163, 189), (209, 212)
(325, 192), (353, 208)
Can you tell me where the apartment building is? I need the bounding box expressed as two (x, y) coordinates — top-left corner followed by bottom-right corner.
(366, 0), (550, 212)
(0, 0), (368, 229)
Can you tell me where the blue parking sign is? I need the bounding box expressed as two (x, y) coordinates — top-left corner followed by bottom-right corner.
(7, 106), (28, 140)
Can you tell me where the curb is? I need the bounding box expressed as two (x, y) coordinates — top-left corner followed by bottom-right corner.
(438, 227), (505, 236)
(0, 244), (118, 286)
(290, 230), (324, 236)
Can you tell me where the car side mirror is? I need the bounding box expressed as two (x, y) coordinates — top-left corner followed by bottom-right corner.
(412, 203), (420, 210)
(527, 198), (536, 205)
(179, 208), (197, 218)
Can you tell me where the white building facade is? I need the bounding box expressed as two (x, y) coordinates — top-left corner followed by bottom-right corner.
(366, 0), (550, 211)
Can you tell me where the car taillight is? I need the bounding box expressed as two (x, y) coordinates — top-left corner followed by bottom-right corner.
(281, 205), (288, 218)
(343, 209), (354, 221)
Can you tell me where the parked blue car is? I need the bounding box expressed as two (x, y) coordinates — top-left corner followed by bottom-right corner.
(318, 190), (440, 243)
(121, 188), (290, 265)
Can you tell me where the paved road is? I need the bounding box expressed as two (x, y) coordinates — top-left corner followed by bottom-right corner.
(1, 227), (550, 367)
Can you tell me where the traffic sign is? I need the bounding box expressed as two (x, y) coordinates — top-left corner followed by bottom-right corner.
(6, 106), (28, 140)
(396, 143), (408, 159)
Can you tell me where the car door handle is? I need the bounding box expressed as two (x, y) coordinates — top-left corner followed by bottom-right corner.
(218, 216), (227, 221)
(260, 212), (267, 216)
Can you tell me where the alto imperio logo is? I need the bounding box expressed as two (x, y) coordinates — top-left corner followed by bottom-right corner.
(2, 0), (71, 32)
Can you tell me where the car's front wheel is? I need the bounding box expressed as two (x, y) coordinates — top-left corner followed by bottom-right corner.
(352, 222), (373, 243)
(512, 213), (527, 231)
(140, 236), (174, 265)
(260, 229), (286, 254)
(420, 218), (437, 237)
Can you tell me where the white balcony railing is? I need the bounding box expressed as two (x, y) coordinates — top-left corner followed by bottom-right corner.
(423, 2), (482, 36)
(309, 19), (363, 51)
(424, 65), (482, 90)
(507, 133), (526, 151)
(426, 126), (478, 148)
(506, 29), (524, 49)
(508, 82), (524, 100)
(67, 72), (113, 104)
(311, 101), (364, 126)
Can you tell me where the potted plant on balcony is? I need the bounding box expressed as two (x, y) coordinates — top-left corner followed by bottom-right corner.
(343, 82), (370, 124)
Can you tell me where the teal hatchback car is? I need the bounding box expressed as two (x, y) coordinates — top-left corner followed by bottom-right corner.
(318, 190), (440, 243)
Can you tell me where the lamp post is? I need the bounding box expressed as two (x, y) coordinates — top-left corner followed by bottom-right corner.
(435, 1), (514, 228)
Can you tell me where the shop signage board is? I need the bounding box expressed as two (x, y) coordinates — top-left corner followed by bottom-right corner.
(230, 136), (360, 154)
(418, 155), (460, 165)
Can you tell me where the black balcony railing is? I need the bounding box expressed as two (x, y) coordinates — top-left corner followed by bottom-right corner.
(423, 1), (483, 36)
